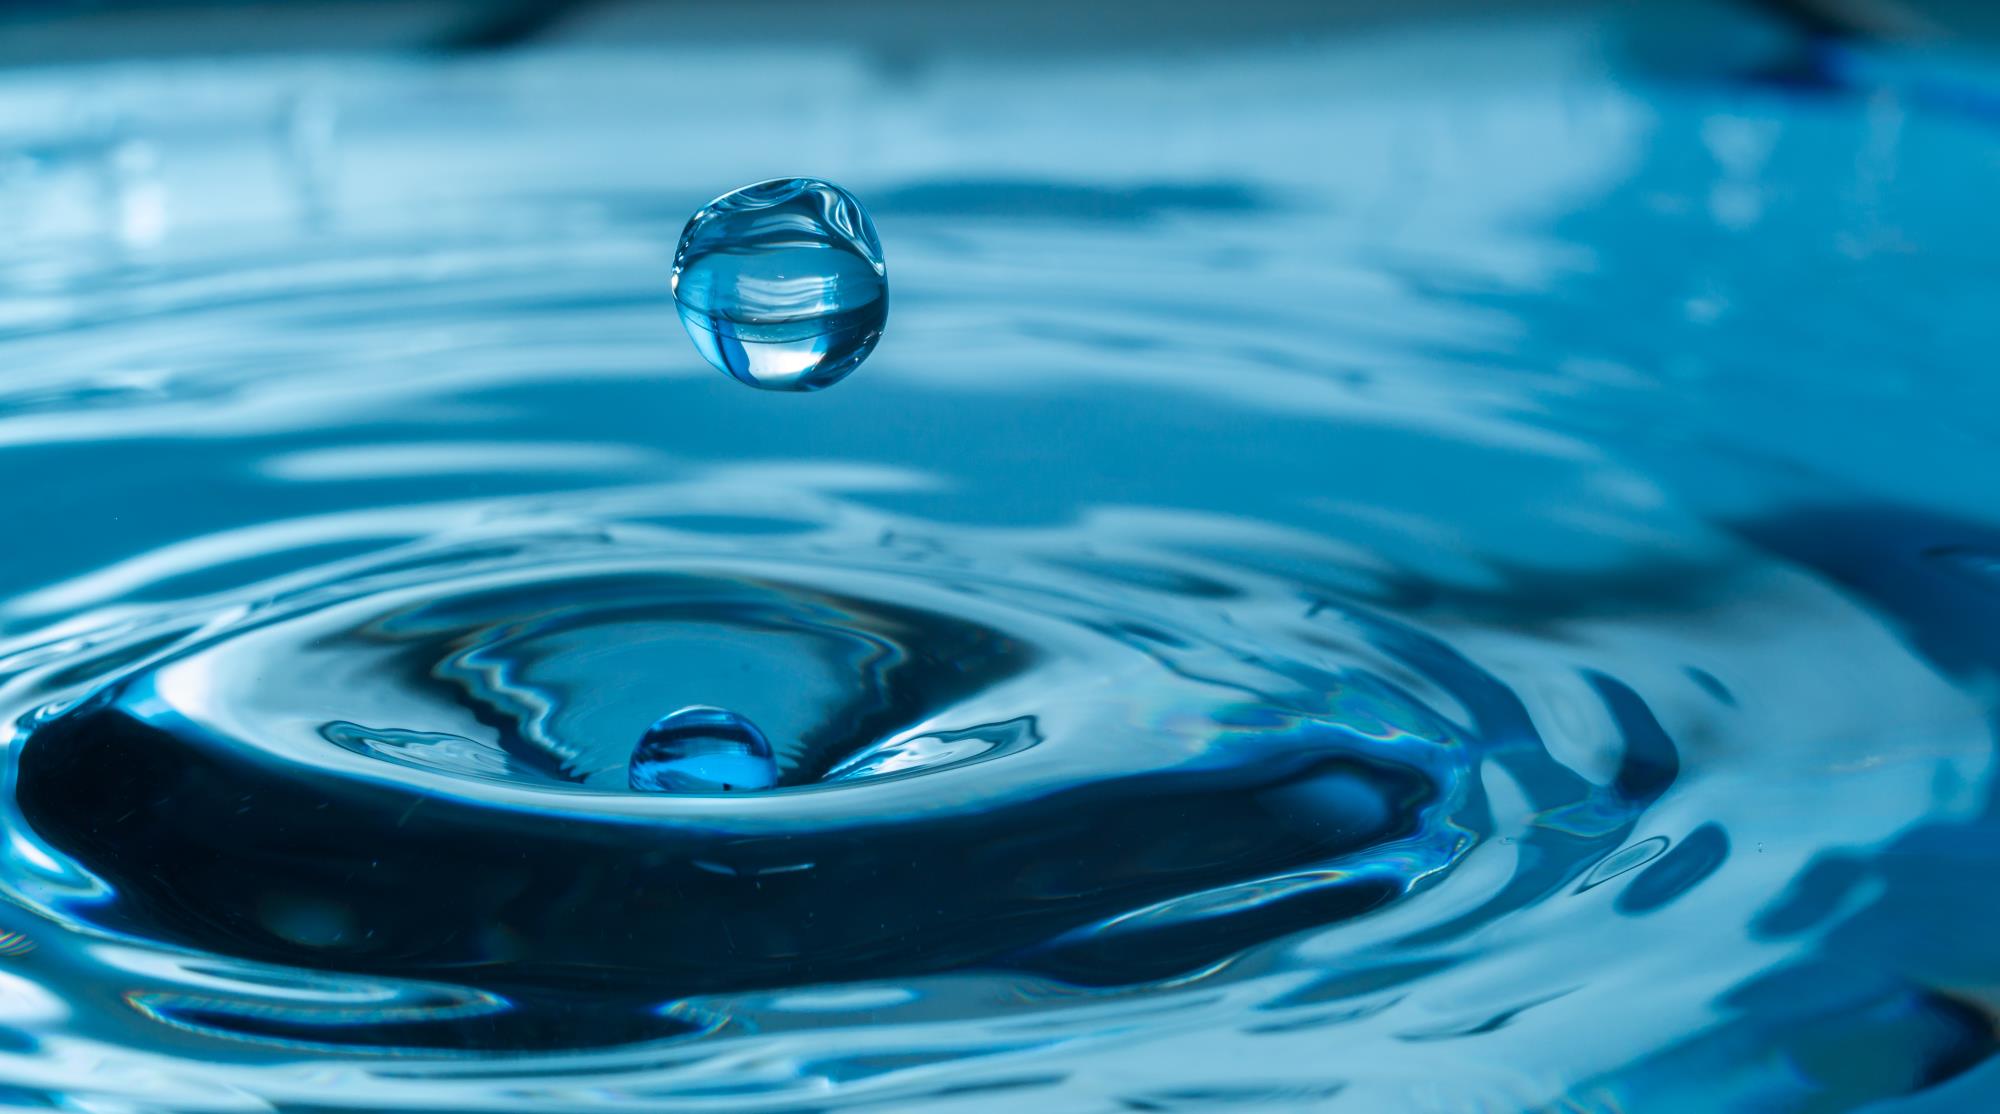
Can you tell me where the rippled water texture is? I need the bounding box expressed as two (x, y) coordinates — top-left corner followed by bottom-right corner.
(3, 6), (2000, 1111)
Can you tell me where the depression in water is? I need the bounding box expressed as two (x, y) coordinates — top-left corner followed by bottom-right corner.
(671, 177), (888, 392)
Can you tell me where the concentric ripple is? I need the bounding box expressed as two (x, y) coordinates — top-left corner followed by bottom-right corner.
(9, 525), (1479, 1015)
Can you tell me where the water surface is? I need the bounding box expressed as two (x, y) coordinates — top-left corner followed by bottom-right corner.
(2, 7), (1999, 1111)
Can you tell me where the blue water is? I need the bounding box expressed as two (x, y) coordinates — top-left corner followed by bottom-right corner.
(672, 177), (888, 391)
(2, 5), (2000, 1111)
(631, 705), (779, 793)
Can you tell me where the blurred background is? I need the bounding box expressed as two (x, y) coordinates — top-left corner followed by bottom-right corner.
(0, 0), (1997, 65)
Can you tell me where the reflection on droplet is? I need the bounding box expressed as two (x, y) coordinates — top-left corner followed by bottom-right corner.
(628, 705), (778, 794)
(671, 177), (887, 392)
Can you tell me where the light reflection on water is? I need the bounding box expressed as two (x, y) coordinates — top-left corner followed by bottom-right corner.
(1, 5), (1999, 1110)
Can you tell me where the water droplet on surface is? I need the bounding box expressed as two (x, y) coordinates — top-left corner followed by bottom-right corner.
(629, 705), (778, 794)
(671, 177), (887, 392)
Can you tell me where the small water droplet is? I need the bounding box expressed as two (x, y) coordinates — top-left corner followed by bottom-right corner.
(629, 705), (778, 794)
(671, 177), (887, 392)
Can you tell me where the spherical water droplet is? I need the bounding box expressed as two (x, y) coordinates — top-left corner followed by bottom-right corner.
(672, 177), (887, 392)
(629, 705), (778, 794)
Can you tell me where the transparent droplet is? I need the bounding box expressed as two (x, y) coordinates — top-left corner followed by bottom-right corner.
(629, 705), (778, 794)
(671, 177), (887, 392)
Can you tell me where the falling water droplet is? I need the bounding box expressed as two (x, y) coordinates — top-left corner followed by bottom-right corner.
(629, 705), (779, 794)
(671, 177), (887, 392)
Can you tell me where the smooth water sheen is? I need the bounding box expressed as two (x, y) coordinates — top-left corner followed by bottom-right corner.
(672, 177), (887, 391)
(3, 7), (2000, 1111)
